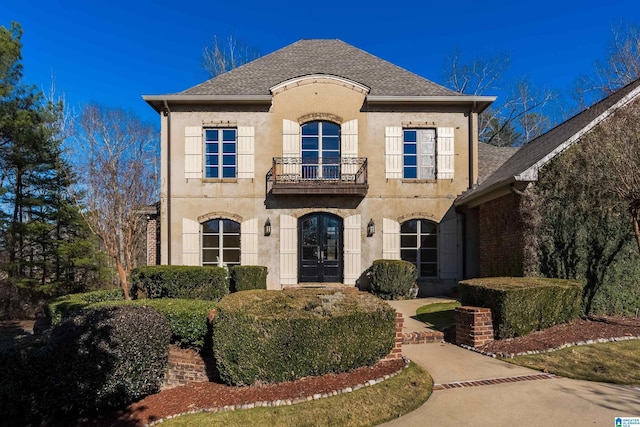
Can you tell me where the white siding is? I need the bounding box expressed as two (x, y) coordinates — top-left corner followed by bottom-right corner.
(240, 218), (258, 265)
(382, 218), (400, 259)
(385, 126), (403, 179)
(436, 127), (455, 180)
(182, 218), (200, 266)
(184, 126), (203, 179)
(341, 119), (358, 176)
(237, 126), (255, 179)
(282, 119), (301, 176)
(438, 211), (458, 279)
(343, 214), (361, 285)
(280, 214), (297, 285)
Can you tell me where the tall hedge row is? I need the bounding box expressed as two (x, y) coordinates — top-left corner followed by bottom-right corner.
(212, 289), (396, 386)
(459, 277), (583, 339)
(229, 265), (268, 292)
(129, 265), (228, 300)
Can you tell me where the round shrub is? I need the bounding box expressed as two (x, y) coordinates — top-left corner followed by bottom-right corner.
(44, 288), (125, 326)
(32, 305), (171, 420)
(367, 259), (418, 300)
(130, 265), (228, 301)
(212, 289), (396, 386)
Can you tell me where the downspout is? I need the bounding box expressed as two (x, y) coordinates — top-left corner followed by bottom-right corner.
(164, 100), (172, 264)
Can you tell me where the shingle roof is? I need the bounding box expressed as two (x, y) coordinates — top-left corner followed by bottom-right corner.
(477, 143), (519, 184)
(457, 77), (640, 205)
(179, 39), (460, 97)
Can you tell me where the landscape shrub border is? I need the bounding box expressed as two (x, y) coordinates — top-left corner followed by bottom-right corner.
(212, 289), (396, 386)
(229, 265), (268, 292)
(44, 288), (124, 326)
(458, 277), (583, 339)
(130, 265), (228, 301)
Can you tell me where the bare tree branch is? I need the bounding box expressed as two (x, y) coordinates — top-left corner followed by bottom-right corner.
(201, 35), (261, 78)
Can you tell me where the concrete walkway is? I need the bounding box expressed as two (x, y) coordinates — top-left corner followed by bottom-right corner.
(380, 298), (640, 426)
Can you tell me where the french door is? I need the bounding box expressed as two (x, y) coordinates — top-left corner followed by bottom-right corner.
(299, 213), (343, 282)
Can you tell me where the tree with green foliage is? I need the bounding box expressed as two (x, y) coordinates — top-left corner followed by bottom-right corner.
(0, 22), (104, 317)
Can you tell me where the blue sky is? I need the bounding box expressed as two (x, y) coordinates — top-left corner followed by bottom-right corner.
(3, 0), (639, 125)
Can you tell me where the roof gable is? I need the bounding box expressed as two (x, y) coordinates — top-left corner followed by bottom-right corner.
(180, 39), (460, 97)
(457, 77), (640, 206)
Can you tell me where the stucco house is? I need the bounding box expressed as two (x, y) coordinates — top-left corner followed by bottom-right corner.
(456, 77), (640, 279)
(143, 39), (494, 295)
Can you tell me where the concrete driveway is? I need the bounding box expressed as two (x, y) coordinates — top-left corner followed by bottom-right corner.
(381, 299), (640, 426)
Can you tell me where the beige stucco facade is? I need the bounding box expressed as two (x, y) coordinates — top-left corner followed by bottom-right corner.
(152, 74), (488, 295)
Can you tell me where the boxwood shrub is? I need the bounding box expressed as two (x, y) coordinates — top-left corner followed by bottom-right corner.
(212, 289), (396, 386)
(22, 305), (170, 423)
(92, 298), (215, 350)
(458, 277), (584, 339)
(367, 259), (418, 300)
(229, 265), (268, 292)
(44, 288), (124, 326)
(130, 265), (228, 301)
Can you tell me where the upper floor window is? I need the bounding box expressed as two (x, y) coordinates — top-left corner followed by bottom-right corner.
(301, 121), (341, 179)
(202, 218), (240, 267)
(400, 219), (438, 278)
(403, 129), (435, 180)
(205, 129), (236, 178)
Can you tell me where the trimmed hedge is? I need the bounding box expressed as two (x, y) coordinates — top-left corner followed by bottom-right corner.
(229, 265), (268, 292)
(458, 277), (583, 339)
(212, 289), (396, 386)
(130, 265), (228, 300)
(367, 259), (418, 300)
(92, 298), (215, 350)
(3, 305), (170, 423)
(44, 288), (124, 326)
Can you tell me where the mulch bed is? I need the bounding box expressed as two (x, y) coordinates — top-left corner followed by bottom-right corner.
(74, 358), (406, 426)
(479, 315), (640, 356)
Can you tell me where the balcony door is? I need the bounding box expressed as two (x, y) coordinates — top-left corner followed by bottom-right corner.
(299, 213), (343, 282)
(301, 121), (341, 180)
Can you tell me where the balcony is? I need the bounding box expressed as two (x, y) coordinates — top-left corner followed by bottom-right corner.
(266, 157), (368, 196)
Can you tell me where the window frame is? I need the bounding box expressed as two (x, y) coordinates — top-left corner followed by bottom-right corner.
(301, 121), (341, 179)
(204, 128), (237, 179)
(201, 218), (241, 267)
(400, 219), (438, 278)
(403, 128), (436, 180)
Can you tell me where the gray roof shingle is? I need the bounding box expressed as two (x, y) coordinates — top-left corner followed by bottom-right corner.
(477, 143), (519, 184)
(457, 77), (640, 205)
(179, 39), (460, 97)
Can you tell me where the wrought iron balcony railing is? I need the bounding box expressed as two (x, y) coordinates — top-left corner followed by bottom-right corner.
(266, 157), (368, 196)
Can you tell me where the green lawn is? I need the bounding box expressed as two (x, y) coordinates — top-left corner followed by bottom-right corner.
(507, 339), (640, 385)
(161, 362), (432, 427)
(415, 301), (461, 331)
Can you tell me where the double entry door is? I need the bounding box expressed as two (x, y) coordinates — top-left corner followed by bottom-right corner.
(299, 213), (342, 282)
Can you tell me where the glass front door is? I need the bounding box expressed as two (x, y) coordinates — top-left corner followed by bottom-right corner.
(299, 213), (342, 282)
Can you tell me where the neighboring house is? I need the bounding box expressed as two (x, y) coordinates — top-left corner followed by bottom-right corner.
(143, 39), (494, 295)
(455, 77), (640, 278)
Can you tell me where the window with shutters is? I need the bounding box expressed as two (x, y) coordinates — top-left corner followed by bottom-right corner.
(400, 219), (438, 278)
(205, 128), (237, 178)
(403, 129), (436, 180)
(301, 121), (341, 179)
(202, 219), (240, 267)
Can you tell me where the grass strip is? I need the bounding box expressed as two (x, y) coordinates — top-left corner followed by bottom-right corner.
(415, 301), (461, 331)
(160, 362), (432, 427)
(507, 340), (640, 385)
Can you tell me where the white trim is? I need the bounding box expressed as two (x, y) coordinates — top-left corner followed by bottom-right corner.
(341, 119), (358, 176)
(237, 126), (255, 179)
(182, 218), (200, 266)
(240, 218), (258, 265)
(382, 218), (400, 260)
(270, 74), (370, 94)
(385, 127), (403, 179)
(343, 215), (361, 285)
(184, 126), (202, 179)
(280, 214), (297, 285)
(436, 127), (455, 180)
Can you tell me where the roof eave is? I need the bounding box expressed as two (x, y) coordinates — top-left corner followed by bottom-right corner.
(142, 94), (273, 113)
(366, 95), (496, 113)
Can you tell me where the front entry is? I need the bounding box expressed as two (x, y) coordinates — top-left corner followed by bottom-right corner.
(299, 213), (343, 282)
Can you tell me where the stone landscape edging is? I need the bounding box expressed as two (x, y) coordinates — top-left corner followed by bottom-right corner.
(147, 356), (411, 426)
(459, 335), (640, 359)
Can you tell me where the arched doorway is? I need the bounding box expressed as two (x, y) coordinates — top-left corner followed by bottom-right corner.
(298, 213), (343, 282)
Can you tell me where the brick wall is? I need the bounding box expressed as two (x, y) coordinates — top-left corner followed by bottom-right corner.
(163, 312), (405, 388)
(455, 306), (494, 348)
(478, 192), (525, 277)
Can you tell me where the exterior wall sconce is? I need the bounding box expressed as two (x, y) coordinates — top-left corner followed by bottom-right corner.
(367, 218), (375, 237)
(264, 218), (271, 236)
